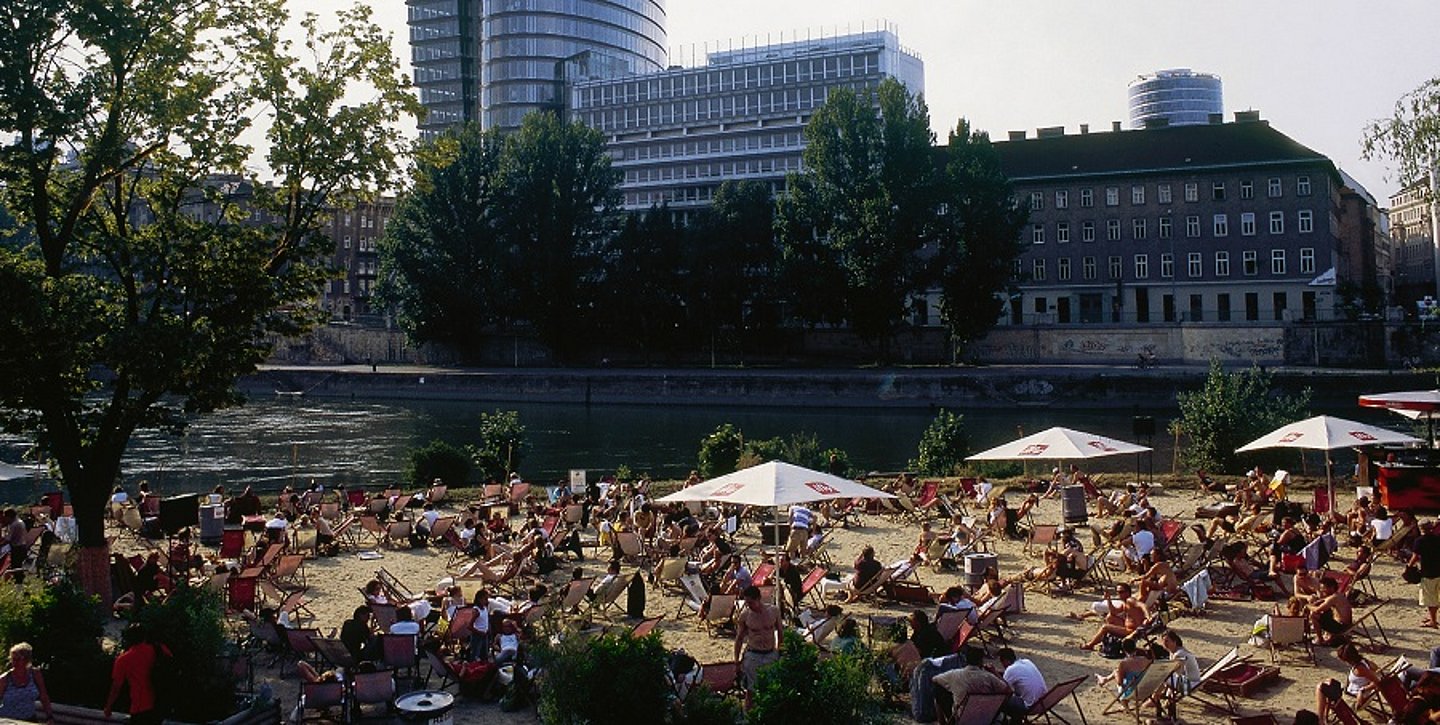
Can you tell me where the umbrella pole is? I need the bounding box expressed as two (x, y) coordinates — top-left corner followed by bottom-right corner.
(1326, 453), (1333, 515)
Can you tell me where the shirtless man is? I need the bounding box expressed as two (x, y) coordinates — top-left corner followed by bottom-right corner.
(734, 585), (783, 709)
(1080, 584), (1148, 650)
(1307, 577), (1353, 646)
(1132, 553), (1180, 604)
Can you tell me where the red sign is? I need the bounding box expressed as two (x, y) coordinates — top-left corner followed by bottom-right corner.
(1279, 432), (1304, 443)
(1348, 431), (1377, 442)
(1086, 440), (1118, 453)
(805, 481), (840, 495)
(712, 482), (745, 497)
(1019, 444), (1050, 456)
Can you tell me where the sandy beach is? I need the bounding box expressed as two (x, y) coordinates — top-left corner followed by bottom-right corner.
(131, 479), (1427, 725)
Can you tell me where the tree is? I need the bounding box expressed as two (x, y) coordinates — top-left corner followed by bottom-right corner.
(376, 125), (507, 354)
(472, 409), (527, 482)
(911, 408), (970, 476)
(932, 120), (1028, 347)
(1172, 362), (1311, 472)
(697, 423), (744, 478)
(778, 78), (937, 359)
(688, 180), (781, 358)
(600, 206), (689, 357)
(407, 439), (472, 488)
(0, 0), (416, 601)
(1363, 78), (1440, 195)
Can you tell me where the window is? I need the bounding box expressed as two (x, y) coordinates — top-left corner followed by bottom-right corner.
(1107, 219), (1121, 241)
(1186, 215), (1200, 238)
(1240, 180), (1254, 199)
(1187, 252), (1202, 278)
(1032, 258), (1047, 281)
(1269, 211), (1285, 235)
(1134, 254), (1149, 279)
(1080, 188), (1094, 208)
(1032, 224), (1045, 244)
(1273, 292), (1288, 321)
(1055, 190), (1068, 209)
(1215, 251), (1230, 277)
(1082, 221), (1095, 242)
(1029, 191), (1044, 211)
(1297, 176), (1311, 196)
(1082, 256), (1096, 280)
(1158, 216), (1172, 239)
(1271, 249), (1286, 275)
(1300, 247), (1315, 275)
(1240, 212), (1256, 236)
(1131, 185), (1145, 205)
(1213, 214), (1228, 237)
(1132, 218), (1147, 239)
(1268, 177), (1282, 198)
(1057, 222), (1070, 243)
(1109, 256), (1122, 279)
(1106, 187), (1119, 206)
(1058, 257), (1072, 280)
(1245, 292), (1259, 321)
(1212, 182), (1226, 201)
(1160, 253), (1174, 278)
(1012, 259), (1023, 278)
(343, 235), (351, 249)
(1158, 184), (1172, 204)
(1217, 293), (1232, 321)
(1184, 183), (1198, 202)
(1298, 210), (1313, 233)
(1189, 295), (1204, 323)
(1243, 250), (1258, 275)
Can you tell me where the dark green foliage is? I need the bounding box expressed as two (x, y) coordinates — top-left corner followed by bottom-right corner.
(911, 409), (970, 476)
(959, 461), (1024, 479)
(746, 432), (847, 472)
(749, 631), (885, 725)
(472, 409), (527, 482)
(535, 632), (671, 725)
(407, 439), (472, 488)
(0, 579), (111, 707)
(601, 206), (690, 356)
(129, 586), (234, 722)
(687, 181), (782, 356)
(698, 424), (745, 479)
(1173, 362), (1312, 473)
(671, 686), (741, 725)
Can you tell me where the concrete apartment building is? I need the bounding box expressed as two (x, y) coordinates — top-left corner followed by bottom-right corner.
(990, 114), (1386, 329)
(322, 197), (396, 321)
(1390, 184), (1437, 310)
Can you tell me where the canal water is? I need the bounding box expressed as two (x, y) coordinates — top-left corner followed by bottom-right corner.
(0, 397), (1393, 503)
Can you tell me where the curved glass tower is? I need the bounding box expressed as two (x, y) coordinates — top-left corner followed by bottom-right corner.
(480, 0), (668, 132)
(1128, 69), (1222, 129)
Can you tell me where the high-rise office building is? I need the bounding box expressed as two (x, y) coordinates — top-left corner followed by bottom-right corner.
(408, 0), (483, 139)
(1128, 68), (1223, 129)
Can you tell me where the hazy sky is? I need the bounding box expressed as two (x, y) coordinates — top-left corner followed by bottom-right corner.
(363, 0), (1439, 203)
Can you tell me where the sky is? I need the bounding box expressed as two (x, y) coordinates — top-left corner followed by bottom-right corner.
(360, 0), (1440, 204)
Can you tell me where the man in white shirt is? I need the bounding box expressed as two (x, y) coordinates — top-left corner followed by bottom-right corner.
(388, 605), (421, 635)
(1161, 630), (1202, 692)
(786, 504), (813, 558)
(998, 647), (1048, 712)
(1128, 520), (1156, 567)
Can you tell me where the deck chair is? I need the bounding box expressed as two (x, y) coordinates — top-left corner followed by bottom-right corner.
(1023, 675), (1088, 725)
(274, 587), (316, 624)
(677, 574), (709, 619)
(282, 628), (322, 674)
(559, 577), (593, 614)
(350, 669), (396, 719)
(1105, 659), (1181, 724)
(615, 531), (649, 566)
(1337, 603), (1389, 652)
(1026, 524), (1059, 556)
(1267, 615), (1314, 665)
(382, 520), (412, 548)
(1359, 674), (1409, 721)
(843, 566), (892, 603)
(297, 680), (346, 723)
(380, 633), (418, 680)
(426, 484), (448, 504)
(653, 558), (687, 593)
(894, 494), (925, 523)
(700, 593), (738, 637)
(439, 606), (478, 654)
(309, 636), (357, 670)
(508, 482), (530, 512)
(422, 649), (460, 693)
(227, 574), (259, 614)
(630, 615), (664, 638)
(369, 602), (399, 633)
(883, 579), (938, 606)
(269, 554), (306, 590)
(1325, 694), (1366, 725)
(804, 614), (843, 647)
(697, 661), (743, 698)
(377, 567), (421, 603)
(427, 516), (455, 544)
(219, 528), (245, 559)
(750, 562), (775, 587)
(950, 692), (1007, 725)
(586, 575), (631, 621)
(796, 566), (828, 607)
(1170, 646), (1241, 716)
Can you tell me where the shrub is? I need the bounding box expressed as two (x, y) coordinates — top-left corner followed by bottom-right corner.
(750, 631), (885, 725)
(0, 578), (111, 707)
(130, 586), (235, 722)
(673, 686), (741, 725)
(957, 461), (1023, 479)
(1172, 362), (1311, 472)
(535, 631), (671, 725)
(911, 409), (970, 476)
(407, 439), (472, 488)
(698, 423), (744, 478)
(473, 409), (527, 482)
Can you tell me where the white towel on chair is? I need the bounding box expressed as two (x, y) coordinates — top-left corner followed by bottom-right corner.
(1182, 570), (1210, 612)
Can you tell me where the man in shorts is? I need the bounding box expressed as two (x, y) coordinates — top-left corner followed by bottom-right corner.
(1412, 520), (1440, 628)
(734, 585), (782, 709)
(1306, 576), (1352, 646)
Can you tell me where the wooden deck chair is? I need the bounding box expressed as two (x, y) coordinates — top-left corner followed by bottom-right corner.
(426, 484), (448, 504)
(797, 566), (829, 607)
(219, 528), (245, 559)
(750, 562), (775, 587)
(350, 669), (396, 719)
(369, 602), (399, 633)
(380, 633), (418, 680)
(377, 567), (421, 603)
(1026, 524), (1060, 556)
(894, 494), (925, 523)
(561, 504), (583, 526)
(427, 516), (456, 544)
(392, 494), (414, 512)
(269, 553), (306, 590)
(951, 692), (1007, 725)
(297, 681), (346, 723)
(282, 628), (322, 673)
(805, 614), (843, 647)
(1107, 659), (1181, 723)
(439, 606), (477, 654)
(843, 566), (892, 603)
(558, 577), (593, 615)
(357, 514), (386, 548)
(1338, 602), (1389, 651)
(883, 579), (938, 606)
(1267, 615), (1314, 665)
(697, 661), (742, 698)
(1326, 695), (1366, 725)
(1171, 646), (1241, 716)
(630, 615), (664, 638)
(308, 636), (356, 670)
(1375, 522), (1413, 559)
(654, 558), (687, 593)
(318, 501), (341, 521)
(1359, 674), (1409, 721)
(677, 574), (709, 619)
(700, 593), (738, 637)
(890, 641), (922, 685)
(1023, 674), (1088, 725)
(615, 531), (649, 566)
(329, 515), (358, 551)
(586, 575), (630, 621)
(422, 649), (460, 693)
(442, 529), (473, 568)
(382, 520), (412, 548)
(508, 482), (530, 512)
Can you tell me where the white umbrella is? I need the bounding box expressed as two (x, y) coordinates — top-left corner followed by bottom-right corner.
(1359, 390), (1440, 445)
(656, 460), (894, 507)
(965, 426), (1151, 461)
(1234, 415), (1421, 504)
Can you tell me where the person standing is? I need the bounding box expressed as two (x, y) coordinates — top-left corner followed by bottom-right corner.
(734, 585), (782, 710)
(786, 504), (813, 559)
(1412, 520), (1440, 627)
(0, 643), (51, 722)
(105, 625), (165, 725)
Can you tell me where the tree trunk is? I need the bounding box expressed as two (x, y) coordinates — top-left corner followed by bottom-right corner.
(70, 473), (114, 606)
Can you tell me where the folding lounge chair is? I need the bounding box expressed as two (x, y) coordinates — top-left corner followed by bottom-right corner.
(697, 661), (743, 699)
(1337, 603), (1389, 652)
(843, 566), (892, 603)
(798, 566), (828, 608)
(297, 681), (346, 723)
(380, 633), (418, 680)
(350, 669), (396, 719)
(676, 574), (709, 619)
(699, 594), (738, 637)
(1104, 660), (1181, 724)
(1023, 675), (1089, 725)
(586, 575), (631, 622)
(630, 615), (665, 638)
(950, 692), (1007, 725)
(1267, 615), (1314, 665)
(1169, 646), (1241, 716)
(1026, 524), (1059, 556)
(559, 577), (594, 614)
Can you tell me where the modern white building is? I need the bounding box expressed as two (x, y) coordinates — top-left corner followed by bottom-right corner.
(1128, 68), (1223, 129)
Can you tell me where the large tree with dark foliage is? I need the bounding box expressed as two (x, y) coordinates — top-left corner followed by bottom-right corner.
(688, 180), (781, 360)
(0, 0), (415, 600)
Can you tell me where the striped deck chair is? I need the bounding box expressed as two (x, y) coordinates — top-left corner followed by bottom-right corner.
(1103, 659), (1181, 724)
(1022, 674), (1088, 725)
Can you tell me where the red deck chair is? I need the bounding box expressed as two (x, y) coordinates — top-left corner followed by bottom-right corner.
(347, 489), (368, 509)
(750, 562), (775, 587)
(219, 529), (245, 560)
(227, 575), (259, 614)
(799, 566), (829, 607)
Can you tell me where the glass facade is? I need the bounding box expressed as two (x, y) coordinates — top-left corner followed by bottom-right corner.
(1127, 69), (1223, 129)
(408, 0), (482, 139)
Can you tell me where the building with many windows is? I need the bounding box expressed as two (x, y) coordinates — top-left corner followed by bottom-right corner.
(1127, 68), (1223, 129)
(1390, 185), (1436, 310)
(992, 114), (1386, 327)
(408, 0), (483, 139)
(321, 197), (396, 321)
(568, 29), (924, 212)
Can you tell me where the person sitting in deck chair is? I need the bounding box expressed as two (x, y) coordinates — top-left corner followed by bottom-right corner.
(1078, 583), (1149, 651)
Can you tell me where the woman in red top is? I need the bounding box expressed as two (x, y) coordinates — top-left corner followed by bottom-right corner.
(105, 624), (165, 725)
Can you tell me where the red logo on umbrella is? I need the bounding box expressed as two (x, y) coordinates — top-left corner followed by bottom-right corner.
(1086, 441), (1118, 452)
(712, 482), (744, 497)
(1019, 444), (1050, 456)
(805, 481), (840, 495)
(1348, 431), (1377, 441)
(1279, 432), (1304, 443)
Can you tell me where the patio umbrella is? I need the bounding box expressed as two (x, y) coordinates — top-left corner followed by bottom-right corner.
(1359, 390), (1440, 446)
(965, 426), (1151, 461)
(657, 460), (894, 507)
(1234, 415), (1421, 503)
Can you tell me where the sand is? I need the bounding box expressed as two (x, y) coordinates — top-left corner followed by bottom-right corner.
(142, 481), (1427, 725)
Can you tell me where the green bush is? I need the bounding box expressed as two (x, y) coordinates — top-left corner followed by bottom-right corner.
(130, 586), (235, 722)
(535, 631), (671, 725)
(958, 461), (1023, 479)
(1172, 362), (1311, 473)
(407, 439), (472, 488)
(672, 686), (741, 725)
(698, 423), (744, 478)
(750, 631), (885, 725)
(911, 409), (970, 476)
(473, 409), (528, 482)
(0, 578), (111, 708)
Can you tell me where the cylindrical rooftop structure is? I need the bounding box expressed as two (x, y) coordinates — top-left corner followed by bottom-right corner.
(1127, 68), (1223, 129)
